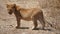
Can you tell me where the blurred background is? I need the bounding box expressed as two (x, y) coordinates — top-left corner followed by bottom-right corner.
(0, 0), (60, 34)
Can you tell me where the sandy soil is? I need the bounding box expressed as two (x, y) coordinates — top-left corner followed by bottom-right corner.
(0, 0), (60, 34)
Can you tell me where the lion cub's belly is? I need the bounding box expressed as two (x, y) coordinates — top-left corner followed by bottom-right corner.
(22, 17), (32, 21)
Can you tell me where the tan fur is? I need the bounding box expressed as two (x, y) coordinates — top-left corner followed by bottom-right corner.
(6, 4), (48, 30)
(6, 4), (15, 10)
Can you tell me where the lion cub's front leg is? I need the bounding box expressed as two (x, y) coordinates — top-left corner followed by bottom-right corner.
(16, 16), (21, 28)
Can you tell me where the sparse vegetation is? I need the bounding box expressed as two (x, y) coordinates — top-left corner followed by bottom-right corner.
(0, 0), (60, 34)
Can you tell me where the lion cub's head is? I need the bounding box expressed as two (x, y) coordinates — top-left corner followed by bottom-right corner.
(6, 3), (16, 15)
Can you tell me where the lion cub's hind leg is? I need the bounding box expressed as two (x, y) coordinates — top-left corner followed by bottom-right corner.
(38, 12), (45, 30)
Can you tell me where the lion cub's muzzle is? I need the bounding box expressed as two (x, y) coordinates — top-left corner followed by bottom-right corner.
(8, 10), (13, 15)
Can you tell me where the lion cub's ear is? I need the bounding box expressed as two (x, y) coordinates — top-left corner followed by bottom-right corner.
(6, 4), (9, 8)
(6, 3), (16, 8)
(13, 4), (16, 7)
(16, 5), (21, 11)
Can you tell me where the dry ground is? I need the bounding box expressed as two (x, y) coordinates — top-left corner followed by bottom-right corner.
(0, 0), (60, 34)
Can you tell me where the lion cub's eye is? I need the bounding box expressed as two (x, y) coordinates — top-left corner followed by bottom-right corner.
(7, 5), (9, 8)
